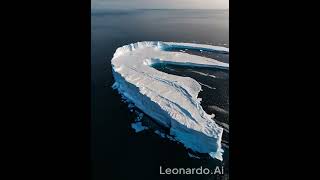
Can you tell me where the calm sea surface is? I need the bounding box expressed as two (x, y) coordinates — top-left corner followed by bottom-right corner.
(91, 9), (229, 180)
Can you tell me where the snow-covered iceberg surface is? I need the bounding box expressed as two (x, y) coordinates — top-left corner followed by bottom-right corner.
(111, 41), (229, 161)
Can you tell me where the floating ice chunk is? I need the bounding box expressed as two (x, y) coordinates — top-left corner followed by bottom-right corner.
(154, 130), (166, 138)
(131, 122), (148, 133)
(188, 152), (201, 159)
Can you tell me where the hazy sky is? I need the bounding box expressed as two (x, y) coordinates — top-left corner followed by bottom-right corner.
(92, 0), (229, 10)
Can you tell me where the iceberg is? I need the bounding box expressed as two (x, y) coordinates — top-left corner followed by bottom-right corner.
(111, 41), (229, 161)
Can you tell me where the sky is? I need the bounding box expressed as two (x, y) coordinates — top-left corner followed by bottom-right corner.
(92, 0), (229, 10)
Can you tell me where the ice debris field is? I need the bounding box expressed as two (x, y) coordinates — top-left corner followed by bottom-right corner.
(111, 41), (229, 161)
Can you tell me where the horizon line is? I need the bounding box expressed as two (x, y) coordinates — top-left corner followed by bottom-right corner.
(92, 8), (229, 11)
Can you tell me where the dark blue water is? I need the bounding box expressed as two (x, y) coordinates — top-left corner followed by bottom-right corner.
(91, 9), (229, 180)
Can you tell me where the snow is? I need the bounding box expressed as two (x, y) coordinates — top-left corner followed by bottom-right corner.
(111, 41), (229, 161)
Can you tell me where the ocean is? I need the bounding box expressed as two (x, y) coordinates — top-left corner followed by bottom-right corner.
(91, 9), (229, 180)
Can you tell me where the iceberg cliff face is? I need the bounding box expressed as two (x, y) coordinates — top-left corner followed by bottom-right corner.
(111, 41), (229, 160)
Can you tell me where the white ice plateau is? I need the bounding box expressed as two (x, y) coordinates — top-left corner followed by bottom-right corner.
(111, 41), (229, 161)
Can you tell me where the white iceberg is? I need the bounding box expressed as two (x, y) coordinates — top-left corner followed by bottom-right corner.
(111, 41), (229, 161)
